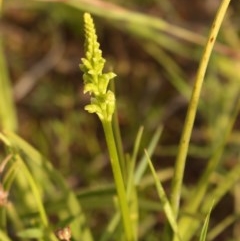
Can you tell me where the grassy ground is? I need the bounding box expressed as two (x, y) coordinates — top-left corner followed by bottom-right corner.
(1, 0), (240, 240)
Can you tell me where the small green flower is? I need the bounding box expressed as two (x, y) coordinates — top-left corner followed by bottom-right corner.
(80, 13), (116, 122)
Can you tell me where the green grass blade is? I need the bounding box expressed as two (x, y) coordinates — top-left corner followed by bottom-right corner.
(170, 0), (232, 221)
(100, 213), (120, 241)
(142, 43), (190, 98)
(2, 153), (57, 241)
(0, 230), (12, 241)
(177, 91), (240, 241)
(134, 126), (163, 185)
(0, 39), (17, 131)
(17, 227), (44, 239)
(58, 0), (206, 47)
(126, 156), (138, 240)
(145, 150), (181, 241)
(15, 155), (49, 228)
(202, 160), (240, 213)
(1, 131), (94, 241)
(131, 126), (144, 169)
(1, 156), (21, 231)
(126, 126), (144, 238)
(199, 202), (214, 241)
(207, 215), (237, 241)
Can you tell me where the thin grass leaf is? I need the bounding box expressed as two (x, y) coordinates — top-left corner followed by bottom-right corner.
(0, 153), (22, 233)
(207, 215), (237, 241)
(171, 2), (232, 238)
(126, 127), (145, 239)
(55, 0), (206, 47)
(100, 213), (120, 241)
(3, 203), (23, 236)
(0, 39), (17, 131)
(199, 201), (214, 241)
(145, 150), (181, 241)
(134, 126), (162, 185)
(12, 155), (58, 241)
(15, 155), (49, 228)
(139, 168), (173, 190)
(202, 160), (240, 213)
(142, 43), (190, 98)
(126, 165), (138, 240)
(176, 137), (240, 241)
(17, 227), (44, 239)
(1, 156), (20, 230)
(177, 90), (240, 241)
(131, 126), (144, 167)
(1, 131), (94, 241)
(0, 230), (12, 241)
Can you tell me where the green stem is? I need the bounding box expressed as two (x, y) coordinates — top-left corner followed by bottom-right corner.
(102, 120), (134, 241)
(111, 81), (126, 182)
(176, 93), (240, 241)
(170, 0), (231, 220)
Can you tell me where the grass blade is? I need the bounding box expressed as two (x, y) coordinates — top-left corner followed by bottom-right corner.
(170, 0), (232, 222)
(207, 215), (237, 241)
(199, 202), (214, 241)
(0, 39), (17, 131)
(145, 150), (180, 240)
(0, 230), (12, 241)
(134, 126), (162, 185)
(0, 131), (94, 241)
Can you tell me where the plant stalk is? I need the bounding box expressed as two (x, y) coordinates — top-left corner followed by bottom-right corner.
(170, 0), (232, 221)
(102, 120), (134, 241)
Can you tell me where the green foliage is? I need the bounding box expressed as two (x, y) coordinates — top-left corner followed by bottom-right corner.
(145, 150), (180, 239)
(1, 0), (240, 241)
(199, 202), (214, 241)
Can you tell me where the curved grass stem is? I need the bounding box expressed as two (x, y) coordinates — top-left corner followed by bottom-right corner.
(170, 0), (232, 222)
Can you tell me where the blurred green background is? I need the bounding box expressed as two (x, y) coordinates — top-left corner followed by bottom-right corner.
(1, 0), (240, 240)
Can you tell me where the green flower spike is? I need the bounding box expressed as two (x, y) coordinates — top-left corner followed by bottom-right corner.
(80, 13), (116, 122)
(80, 13), (135, 241)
